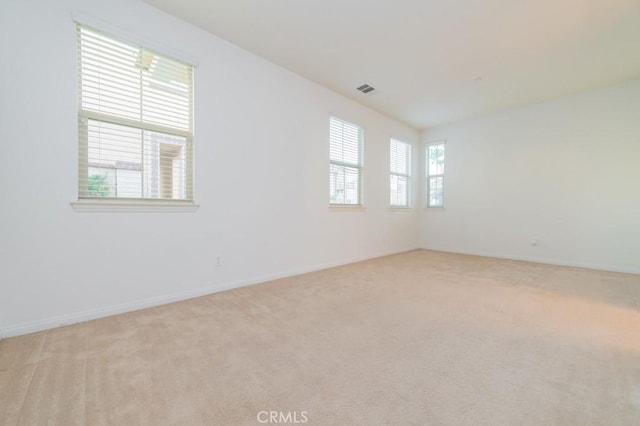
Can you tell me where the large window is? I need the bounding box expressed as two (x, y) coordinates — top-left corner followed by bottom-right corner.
(329, 117), (363, 205)
(390, 139), (411, 207)
(426, 142), (445, 207)
(77, 25), (194, 201)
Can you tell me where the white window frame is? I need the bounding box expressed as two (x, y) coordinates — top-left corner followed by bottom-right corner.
(389, 139), (412, 208)
(71, 18), (198, 212)
(329, 116), (364, 207)
(426, 141), (446, 208)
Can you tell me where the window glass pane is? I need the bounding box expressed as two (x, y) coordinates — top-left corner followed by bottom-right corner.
(428, 144), (445, 176)
(85, 120), (187, 199)
(116, 169), (143, 198)
(79, 28), (192, 132)
(390, 174), (408, 207)
(429, 176), (444, 207)
(390, 139), (409, 175)
(330, 164), (360, 205)
(142, 54), (191, 131)
(80, 28), (142, 121)
(86, 119), (143, 197)
(88, 120), (142, 172)
(330, 117), (361, 166)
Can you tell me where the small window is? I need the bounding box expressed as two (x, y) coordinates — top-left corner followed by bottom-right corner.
(426, 142), (445, 207)
(329, 117), (363, 205)
(77, 25), (194, 202)
(390, 139), (411, 207)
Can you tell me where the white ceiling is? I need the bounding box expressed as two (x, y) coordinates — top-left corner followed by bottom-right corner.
(144, 0), (640, 129)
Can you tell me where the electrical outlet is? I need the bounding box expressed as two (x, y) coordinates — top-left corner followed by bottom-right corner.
(531, 239), (538, 246)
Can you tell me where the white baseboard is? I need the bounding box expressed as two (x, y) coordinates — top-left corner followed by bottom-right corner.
(0, 246), (417, 339)
(420, 246), (640, 275)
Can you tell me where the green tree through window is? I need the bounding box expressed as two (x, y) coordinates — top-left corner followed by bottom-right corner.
(88, 173), (109, 197)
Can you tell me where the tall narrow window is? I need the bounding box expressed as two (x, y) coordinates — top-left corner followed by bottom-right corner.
(390, 139), (411, 207)
(329, 117), (363, 205)
(77, 25), (194, 201)
(426, 142), (445, 207)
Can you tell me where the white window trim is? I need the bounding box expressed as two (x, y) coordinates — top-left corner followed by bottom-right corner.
(73, 17), (198, 211)
(329, 116), (364, 207)
(426, 140), (446, 208)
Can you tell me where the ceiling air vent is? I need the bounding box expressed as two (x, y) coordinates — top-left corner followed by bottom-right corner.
(356, 84), (375, 94)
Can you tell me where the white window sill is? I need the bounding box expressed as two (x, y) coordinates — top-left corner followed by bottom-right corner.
(329, 204), (366, 212)
(71, 199), (199, 212)
(389, 206), (414, 211)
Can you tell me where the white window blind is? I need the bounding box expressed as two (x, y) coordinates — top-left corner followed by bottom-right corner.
(77, 25), (194, 201)
(329, 117), (363, 205)
(390, 139), (411, 207)
(427, 142), (445, 207)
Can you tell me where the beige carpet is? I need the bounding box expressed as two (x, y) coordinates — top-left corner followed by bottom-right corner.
(2, 250), (640, 425)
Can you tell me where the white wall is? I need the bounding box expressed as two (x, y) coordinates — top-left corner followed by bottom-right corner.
(420, 79), (640, 273)
(0, 0), (419, 337)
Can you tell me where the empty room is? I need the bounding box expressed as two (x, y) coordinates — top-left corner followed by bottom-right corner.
(1, 0), (640, 424)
